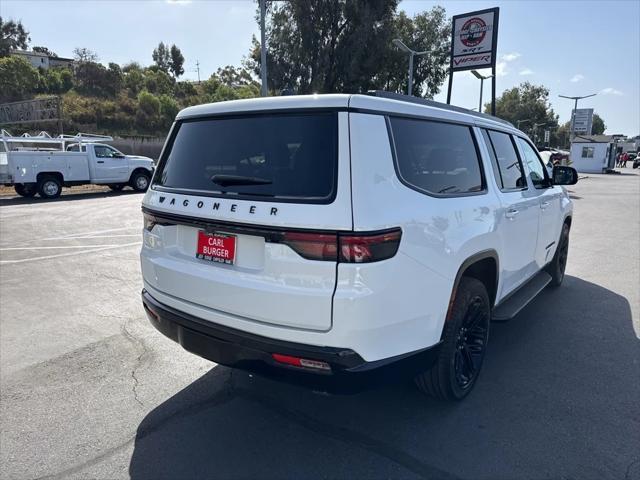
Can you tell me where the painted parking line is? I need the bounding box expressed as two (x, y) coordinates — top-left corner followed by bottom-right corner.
(0, 242), (142, 265)
(1, 244), (140, 251)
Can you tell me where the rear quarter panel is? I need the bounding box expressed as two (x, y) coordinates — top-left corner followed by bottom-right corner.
(338, 113), (502, 358)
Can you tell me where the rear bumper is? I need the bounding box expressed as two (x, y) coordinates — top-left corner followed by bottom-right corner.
(142, 289), (441, 393)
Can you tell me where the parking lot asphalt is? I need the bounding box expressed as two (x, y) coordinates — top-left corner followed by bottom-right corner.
(1, 173), (639, 480)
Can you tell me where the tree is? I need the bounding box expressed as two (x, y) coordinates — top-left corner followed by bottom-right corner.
(245, 1), (449, 97)
(32, 46), (57, 57)
(214, 65), (258, 88)
(169, 44), (185, 78)
(488, 82), (559, 146)
(591, 113), (606, 135)
(379, 8), (450, 97)
(74, 61), (122, 97)
(0, 17), (30, 57)
(158, 93), (179, 130)
(0, 56), (39, 102)
(144, 68), (174, 95)
(73, 47), (98, 63)
(152, 42), (171, 72)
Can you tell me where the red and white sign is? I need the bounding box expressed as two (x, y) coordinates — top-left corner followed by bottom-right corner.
(451, 8), (498, 72)
(196, 231), (236, 265)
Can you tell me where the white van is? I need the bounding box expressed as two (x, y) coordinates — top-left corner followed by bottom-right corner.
(140, 92), (578, 400)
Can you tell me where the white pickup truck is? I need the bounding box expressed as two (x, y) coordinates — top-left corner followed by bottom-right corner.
(0, 131), (155, 199)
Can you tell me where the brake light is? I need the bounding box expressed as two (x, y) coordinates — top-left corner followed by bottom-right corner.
(281, 229), (401, 263)
(281, 232), (338, 261)
(339, 229), (402, 263)
(143, 212), (157, 231)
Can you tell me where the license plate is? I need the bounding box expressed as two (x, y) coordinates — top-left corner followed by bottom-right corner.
(196, 231), (236, 265)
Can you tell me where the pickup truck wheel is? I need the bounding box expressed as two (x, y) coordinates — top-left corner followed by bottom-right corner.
(415, 277), (490, 401)
(108, 184), (125, 191)
(37, 176), (62, 199)
(130, 172), (150, 192)
(546, 223), (570, 287)
(14, 183), (37, 197)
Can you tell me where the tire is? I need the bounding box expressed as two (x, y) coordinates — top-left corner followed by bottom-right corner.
(415, 277), (490, 401)
(546, 223), (570, 287)
(14, 183), (37, 198)
(108, 184), (125, 191)
(130, 171), (150, 192)
(37, 175), (62, 199)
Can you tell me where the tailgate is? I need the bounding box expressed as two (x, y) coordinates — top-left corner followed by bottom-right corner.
(141, 111), (352, 331)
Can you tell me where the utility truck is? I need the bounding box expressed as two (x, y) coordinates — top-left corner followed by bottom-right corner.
(0, 130), (155, 199)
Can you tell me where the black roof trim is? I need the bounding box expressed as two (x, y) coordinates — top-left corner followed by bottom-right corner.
(365, 91), (514, 128)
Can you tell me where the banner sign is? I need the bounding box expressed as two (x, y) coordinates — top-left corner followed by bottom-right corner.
(571, 108), (594, 134)
(0, 97), (61, 125)
(450, 8), (499, 72)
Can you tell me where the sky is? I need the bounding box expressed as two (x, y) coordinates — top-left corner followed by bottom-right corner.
(2, 0), (639, 136)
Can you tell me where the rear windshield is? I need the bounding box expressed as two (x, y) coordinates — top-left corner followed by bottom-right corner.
(154, 112), (338, 202)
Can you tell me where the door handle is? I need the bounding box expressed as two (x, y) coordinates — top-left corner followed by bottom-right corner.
(97, 160), (104, 164)
(540, 201), (550, 209)
(505, 208), (519, 219)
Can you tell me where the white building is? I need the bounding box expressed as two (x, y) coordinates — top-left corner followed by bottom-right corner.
(570, 135), (619, 173)
(11, 50), (74, 70)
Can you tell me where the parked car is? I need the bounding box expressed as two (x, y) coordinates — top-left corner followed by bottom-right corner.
(0, 132), (155, 199)
(140, 92), (578, 401)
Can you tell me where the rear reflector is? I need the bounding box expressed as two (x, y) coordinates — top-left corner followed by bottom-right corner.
(272, 353), (331, 371)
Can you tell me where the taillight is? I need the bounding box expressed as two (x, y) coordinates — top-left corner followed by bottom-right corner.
(281, 228), (401, 263)
(339, 229), (402, 263)
(143, 212), (157, 231)
(281, 232), (338, 261)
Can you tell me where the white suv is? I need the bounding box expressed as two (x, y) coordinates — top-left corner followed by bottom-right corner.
(140, 92), (578, 400)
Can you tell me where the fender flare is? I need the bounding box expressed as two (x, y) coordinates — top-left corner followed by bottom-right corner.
(443, 249), (499, 332)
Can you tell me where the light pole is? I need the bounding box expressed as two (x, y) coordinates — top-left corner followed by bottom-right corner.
(393, 39), (428, 96)
(558, 93), (597, 142)
(259, 0), (268, 97)
(471, 70), (494, 113)
(532, 122), (547, 146)
(516, 119), (531, 130)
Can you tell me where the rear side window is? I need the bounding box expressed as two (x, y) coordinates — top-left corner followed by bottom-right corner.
(155, 113), (338, 202)
(389, 118), (484, 195)
(483, 130), (527, 190)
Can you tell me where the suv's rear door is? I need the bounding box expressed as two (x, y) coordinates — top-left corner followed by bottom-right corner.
(141, 111), (352, 331)
(480, 129), (540, 296)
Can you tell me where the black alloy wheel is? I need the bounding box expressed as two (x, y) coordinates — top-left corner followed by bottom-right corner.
(453, 296), (489, 389)
(415, 277), (490, 401)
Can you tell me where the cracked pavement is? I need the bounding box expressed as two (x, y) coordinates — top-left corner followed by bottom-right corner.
(1, 174), (639, 480)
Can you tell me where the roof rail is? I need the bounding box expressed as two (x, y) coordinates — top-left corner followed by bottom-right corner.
(365, 90), (514, 128)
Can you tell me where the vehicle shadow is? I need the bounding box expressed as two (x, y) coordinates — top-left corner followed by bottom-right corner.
(129, 276), (639, 480)
(0, 189), (142, 206)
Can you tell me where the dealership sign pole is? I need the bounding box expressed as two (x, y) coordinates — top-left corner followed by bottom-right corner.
(447, 7), (499, 115)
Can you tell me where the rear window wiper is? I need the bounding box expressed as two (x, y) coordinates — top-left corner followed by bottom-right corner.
(211, 174), (273, 187)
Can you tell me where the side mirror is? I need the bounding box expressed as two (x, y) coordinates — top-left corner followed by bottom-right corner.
(552, 166), (578, 185)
